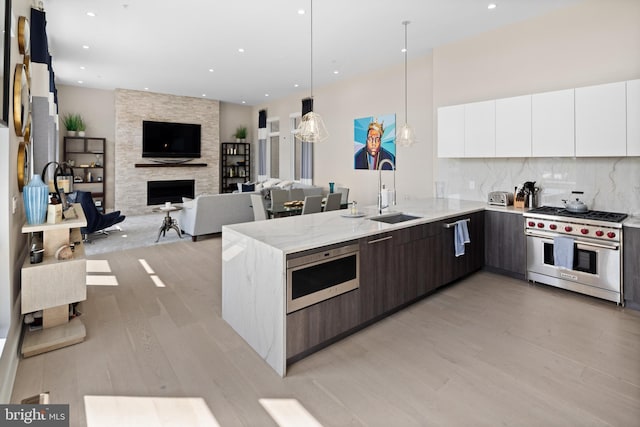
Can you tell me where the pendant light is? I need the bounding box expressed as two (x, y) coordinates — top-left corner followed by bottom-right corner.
(396, 20), (417, 147)
(295, 0), (328, 143)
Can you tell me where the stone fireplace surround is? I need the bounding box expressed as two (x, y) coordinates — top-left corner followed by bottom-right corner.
(115, 89), (220, 215)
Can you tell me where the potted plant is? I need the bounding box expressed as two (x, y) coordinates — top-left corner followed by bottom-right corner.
(234, 126), (247, 142)
(62, 113), (80, 136)
(77, 115), (87, 137)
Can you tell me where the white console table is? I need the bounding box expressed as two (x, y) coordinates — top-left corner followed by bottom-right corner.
(20, 204), (87, 357)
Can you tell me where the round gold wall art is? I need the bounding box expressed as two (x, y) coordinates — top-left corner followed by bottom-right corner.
(17, 141), (30, 191)
(23, 54), (31, 84)
(24, 112), (32, 142)
(18, 16), (30, 55)
(13, 63), (30, 137)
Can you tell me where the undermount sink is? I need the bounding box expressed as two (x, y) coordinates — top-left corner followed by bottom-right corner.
(369, 213), (422, 224)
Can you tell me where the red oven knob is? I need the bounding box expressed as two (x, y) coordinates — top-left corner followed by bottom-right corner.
(549, 224), (557, 230)
(595, 230), (604, 237)
(537, 223), (544, 229)
(564, 226), (573, 232)
(581, 228), (589, 235)
(528, 221), (535, 227)
(607, 232), (616, 239)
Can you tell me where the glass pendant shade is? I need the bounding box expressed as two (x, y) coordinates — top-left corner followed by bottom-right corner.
(297, 111), (329, 143)
(396, 122), (416, 147)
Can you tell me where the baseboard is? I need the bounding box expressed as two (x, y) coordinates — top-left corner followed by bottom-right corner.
(0, 297), (22, 403)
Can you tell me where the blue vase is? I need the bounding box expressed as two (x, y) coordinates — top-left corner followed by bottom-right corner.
(23, 174), (49, 225)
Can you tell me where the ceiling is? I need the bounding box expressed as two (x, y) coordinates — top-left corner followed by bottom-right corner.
(43, 0), (583, 106)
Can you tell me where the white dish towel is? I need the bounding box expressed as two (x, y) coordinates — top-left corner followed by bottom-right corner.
(454, 220), (470, 257)
(553, 236), (575, 269)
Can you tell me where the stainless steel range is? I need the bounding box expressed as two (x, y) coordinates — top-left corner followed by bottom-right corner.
(523, 206), (628, 304)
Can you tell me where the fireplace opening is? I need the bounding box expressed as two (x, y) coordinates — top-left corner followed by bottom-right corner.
(147, 180), (195, 205)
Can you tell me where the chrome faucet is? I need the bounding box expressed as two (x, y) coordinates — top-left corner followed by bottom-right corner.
(377, 159), (396, 214)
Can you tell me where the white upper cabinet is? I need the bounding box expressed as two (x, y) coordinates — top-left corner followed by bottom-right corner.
(495, 95), (532, 157)
(575, 81), (626, 157)
(464, 100), (495, 157)
(627, 79), (640, 156)
(532, 89), (575, 157)
(437, 104), (465, 158)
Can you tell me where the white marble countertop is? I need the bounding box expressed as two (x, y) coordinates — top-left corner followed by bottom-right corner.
(223, 198), (487, 254)
(485, 205), (530, 215)
(623, 216), (640, 228)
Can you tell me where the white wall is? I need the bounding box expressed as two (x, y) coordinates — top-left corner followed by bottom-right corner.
(253, 54), (433, 206)
(432, 0), (640, 214)
(0, 0), (38, 403)
(57, 86), (116, 209)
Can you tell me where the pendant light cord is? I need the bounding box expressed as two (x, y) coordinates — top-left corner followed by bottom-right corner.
(403, 20), (409, 124)
(310, 0), (314, 99)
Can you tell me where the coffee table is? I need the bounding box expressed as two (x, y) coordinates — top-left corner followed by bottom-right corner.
(152, 205), (183, 242)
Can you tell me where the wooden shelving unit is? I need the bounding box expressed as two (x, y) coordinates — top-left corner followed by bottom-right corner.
(220, 142), (250, 193)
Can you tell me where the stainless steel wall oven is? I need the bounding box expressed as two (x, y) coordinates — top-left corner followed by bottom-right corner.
(286, 242), (359, 314)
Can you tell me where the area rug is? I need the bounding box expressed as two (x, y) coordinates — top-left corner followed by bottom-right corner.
(83, 214), (187, 256)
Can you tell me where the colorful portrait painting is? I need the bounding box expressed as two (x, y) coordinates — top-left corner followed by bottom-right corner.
(354, 114), (396, 170)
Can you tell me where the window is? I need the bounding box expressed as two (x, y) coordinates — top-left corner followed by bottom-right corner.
(267, 117), (280, 178)
(290, 113), (302, 181)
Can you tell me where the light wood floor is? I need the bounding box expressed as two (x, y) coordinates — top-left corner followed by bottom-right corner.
(11, 236), (640, 426)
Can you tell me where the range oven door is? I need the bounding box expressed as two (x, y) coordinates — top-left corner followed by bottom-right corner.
(286, 243), (359, 314)
(526, 230), (621, 296)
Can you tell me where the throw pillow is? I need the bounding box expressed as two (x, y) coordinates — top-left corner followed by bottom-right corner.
(241, 183), (255, 192)
(182, 196), (195, 209)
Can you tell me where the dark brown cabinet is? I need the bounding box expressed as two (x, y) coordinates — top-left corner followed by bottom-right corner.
(220, 142), (250, 193)
(286, 211), (486, 362)
(438, 211), (485, 284)
(484, 210), (526, 279)
(64, 136), (106, 211)
(623, 226), (640, 309)
(359, 232), (395, 322)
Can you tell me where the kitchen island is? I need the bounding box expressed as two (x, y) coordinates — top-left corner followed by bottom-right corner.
(222, 198), (486, 376)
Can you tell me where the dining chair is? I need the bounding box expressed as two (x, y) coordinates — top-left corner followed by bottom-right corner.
(289, 188), (305, 202)
(336, 187), (349, 205)
(270, 188), (289, 214)
(250, 194), (268, 221)
(324, 193), (342, 211)
(301, 195), (323, 215)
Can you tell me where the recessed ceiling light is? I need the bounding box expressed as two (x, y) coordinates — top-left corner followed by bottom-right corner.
(87, 11), (96, 17)
(297, 9), (305, 15)
(202, 94), (206, 97)
(79, 66), (85, 70)
(294, 84), (299, 88)
(78, 80), (84, 84)
(333, 70), (339, 75)
(82, 45), (90, 49)
(238, 48), (245, 53)
(144, 87), (149, 90)
(208, 68), (214, 72)
(242, 101), (246, 104)
(265, 93), (269, 97)
(488, 3), (497, 10)
(401, 48), (407, 53)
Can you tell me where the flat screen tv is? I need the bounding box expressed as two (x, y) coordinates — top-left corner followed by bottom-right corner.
(142, 120), (201, 158)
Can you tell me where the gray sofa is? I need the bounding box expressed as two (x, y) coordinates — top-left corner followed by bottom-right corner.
(178, 192), (256, 241)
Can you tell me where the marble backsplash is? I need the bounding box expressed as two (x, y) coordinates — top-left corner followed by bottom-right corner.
(437, 157), (640, 216)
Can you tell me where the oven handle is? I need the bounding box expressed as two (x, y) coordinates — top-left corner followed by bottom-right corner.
(526, 230), (620, 250)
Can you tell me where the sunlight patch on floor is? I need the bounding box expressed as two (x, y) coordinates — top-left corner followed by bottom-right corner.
(86, 259), (112, 273)
(259, 398), (323, 427)
(84, 396), (220, 427)
(138, 259), (154, 274)
(150, 275), (166, 288)
(86, 275), (119, 286)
